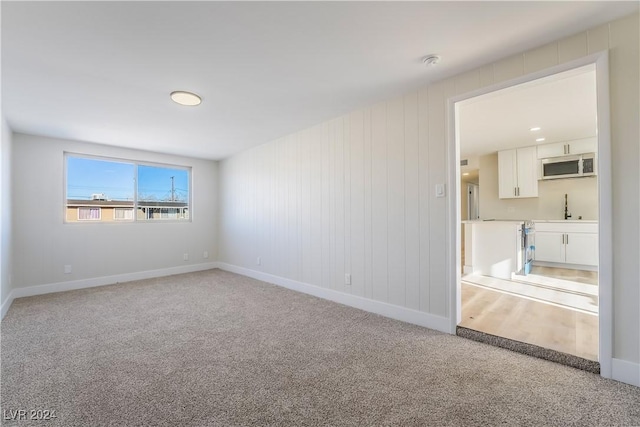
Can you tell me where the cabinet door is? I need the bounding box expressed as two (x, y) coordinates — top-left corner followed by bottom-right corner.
(565, 232), (598, 266)
(534, 231), (565, 263)
(537, 142), (565, 159)
(498, 149), (517, 199)
(516, 146), (539, 198)
(567, 137), (597, 155)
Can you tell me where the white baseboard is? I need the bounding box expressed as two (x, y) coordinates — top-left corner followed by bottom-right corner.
(612, 358), (640, 387)
(216, 262), (451, 334)
(1, 291), (14, 319)
(0, 262), (219, 320)
(532, 261), (597, 272)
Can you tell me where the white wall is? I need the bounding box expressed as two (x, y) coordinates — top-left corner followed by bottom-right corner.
(1, 117), (13, 307)
(219, 94), (448, 316)
(218, 13), (639, 367)
(607, 13), (640, 372)
(11, 134), (218, 289)
(479, 152), (599, 220)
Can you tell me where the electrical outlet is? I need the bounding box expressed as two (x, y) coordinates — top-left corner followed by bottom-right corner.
(345, 273), (351, 285)
(203, 251), (209, 259)
(183, 253), (189, 261)
(64, 265), (72, 274)
(256, 256), (261, 266)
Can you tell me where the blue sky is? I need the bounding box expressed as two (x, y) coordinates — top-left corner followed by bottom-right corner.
(67, 157), (189, 202)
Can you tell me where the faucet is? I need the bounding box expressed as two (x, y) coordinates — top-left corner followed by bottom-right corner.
(564, 194), (572, 220)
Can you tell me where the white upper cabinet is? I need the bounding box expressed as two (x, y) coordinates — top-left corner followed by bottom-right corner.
(536, 137), (597, 158)
(498, 146), (539, 199)
(498, 149), (517, 199)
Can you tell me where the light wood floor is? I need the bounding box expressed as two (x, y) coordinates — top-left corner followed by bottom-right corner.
(459, 267), (599, 361)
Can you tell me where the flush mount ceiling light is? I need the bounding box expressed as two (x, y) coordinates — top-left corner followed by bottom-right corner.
(422, 54), (441, 67)
(536, 137), (546, 142)
(170, 91), (202, 106)
(530, 126), (541, 132)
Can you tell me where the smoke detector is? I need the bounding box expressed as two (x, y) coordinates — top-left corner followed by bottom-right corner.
(422, 55), (441, 67)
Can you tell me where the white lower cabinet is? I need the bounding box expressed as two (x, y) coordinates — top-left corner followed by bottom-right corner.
(535, 231), (565, 263)
(564, 232), (598, 266)
(534, 222), (598, 268)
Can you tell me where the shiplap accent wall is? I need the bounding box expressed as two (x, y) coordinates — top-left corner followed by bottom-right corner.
(220, 89), (449, 317)
(219, 13), (639, 365)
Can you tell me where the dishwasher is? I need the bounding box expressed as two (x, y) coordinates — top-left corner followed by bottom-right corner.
(521, 221), (535, 275)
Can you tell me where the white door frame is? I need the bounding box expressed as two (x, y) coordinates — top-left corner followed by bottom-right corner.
(446, 51), (613, 378)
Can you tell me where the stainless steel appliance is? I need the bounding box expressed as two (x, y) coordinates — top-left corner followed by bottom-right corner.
(540, 153), (596, 180)
(520, 221), (535, 276)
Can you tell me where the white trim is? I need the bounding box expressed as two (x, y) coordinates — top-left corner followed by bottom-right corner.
(611, 358), (640, 387)
(216, 262), (451, 333)
(1, 291), (15, 319)
(593, 52), (613, 379)
(532, 261), (598, 272)
(447, 51), (613, 377)
(0, 262), (219, 320)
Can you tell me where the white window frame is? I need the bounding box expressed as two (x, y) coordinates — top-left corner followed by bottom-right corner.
(64, 153), (192, 224)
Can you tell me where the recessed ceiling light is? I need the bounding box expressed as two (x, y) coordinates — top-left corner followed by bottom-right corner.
(536, 137), (546, 142)
(170, 91), (202, 106)
(422, 54), (441, 67)
(530, 127), (541, 132)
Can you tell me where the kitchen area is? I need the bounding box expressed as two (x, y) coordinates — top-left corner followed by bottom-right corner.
(463, 136), (598, 280)
(456, 64), (600, 362)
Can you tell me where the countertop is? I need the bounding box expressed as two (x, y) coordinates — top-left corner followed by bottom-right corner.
(462, 220), (524, 224)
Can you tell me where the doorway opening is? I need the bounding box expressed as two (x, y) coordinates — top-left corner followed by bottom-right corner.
(449, 54), (612, 374)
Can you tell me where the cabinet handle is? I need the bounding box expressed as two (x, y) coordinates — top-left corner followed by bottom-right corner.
(562, 234), (565, 244)
(514, 188), (517, 196)
(566, 234), (568, 244)
(567, 144), (570, 154)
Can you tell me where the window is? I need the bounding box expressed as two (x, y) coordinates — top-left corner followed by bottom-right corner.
(114, 208), (134, 221)
(78, 207), (101, 221)
(65, 154), (191, 223)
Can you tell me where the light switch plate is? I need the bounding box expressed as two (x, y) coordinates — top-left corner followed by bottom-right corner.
(435, 184), (445, 198)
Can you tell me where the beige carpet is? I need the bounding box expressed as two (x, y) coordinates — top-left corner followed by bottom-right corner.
(2, 269), (639, 426)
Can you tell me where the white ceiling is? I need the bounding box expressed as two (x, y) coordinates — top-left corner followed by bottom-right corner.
(2, 2), (637, 160)
(458, 65), (597, 160)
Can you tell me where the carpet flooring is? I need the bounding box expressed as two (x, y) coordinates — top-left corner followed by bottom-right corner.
(2, 269), (639, 426)
(456, 327), (600, 374)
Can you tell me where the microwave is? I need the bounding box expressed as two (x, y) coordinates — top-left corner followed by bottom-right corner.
(539, 153), (596, 180)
